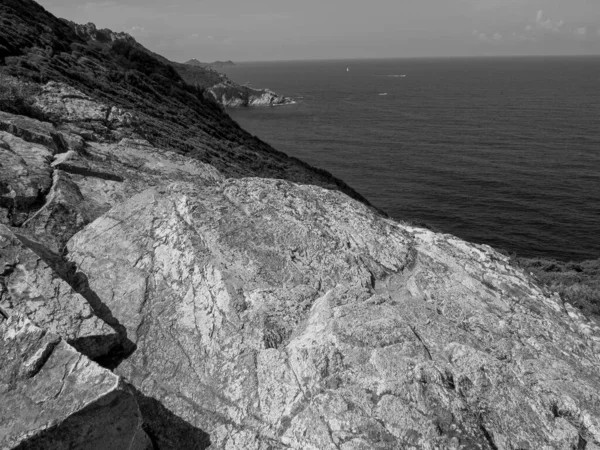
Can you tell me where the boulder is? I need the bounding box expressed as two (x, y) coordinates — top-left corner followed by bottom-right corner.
(19, 126), (221, 250)
(0, 131), (53, 225)
(0, 313), (151, 449)
(63, 179), (600, 449)
(0, 224), (121, 359)
(0, 111), (64, 152)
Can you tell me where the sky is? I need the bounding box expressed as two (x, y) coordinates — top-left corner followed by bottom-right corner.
(38, 0), (600, 62)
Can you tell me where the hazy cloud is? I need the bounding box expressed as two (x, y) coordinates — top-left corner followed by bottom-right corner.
(129, 25), (148, 37)
(574, 26), (587, 36)
(473, 29), (503, 44)
(532, 10), (564, 33)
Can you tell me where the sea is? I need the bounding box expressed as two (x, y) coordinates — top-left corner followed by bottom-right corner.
(221, 57), (600, 261)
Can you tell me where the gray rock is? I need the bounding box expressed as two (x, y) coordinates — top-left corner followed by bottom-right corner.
(0, 224), (120, 359)
(0, 111), (63, 153)
(18, 121), (221, 250)
(0, 131), (53, 226)
(0, 313), (151, 449)
(63, 179), (600, 449)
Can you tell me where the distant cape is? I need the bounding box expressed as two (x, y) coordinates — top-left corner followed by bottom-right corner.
(184, 58), (235, 68)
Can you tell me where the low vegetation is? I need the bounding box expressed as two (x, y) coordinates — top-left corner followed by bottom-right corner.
(0, 73), (47, 121)
(517, 257), (600, 318)
(0, 0), (372, 207)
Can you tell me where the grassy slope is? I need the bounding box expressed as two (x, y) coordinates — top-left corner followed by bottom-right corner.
(0, 0), (373, 207)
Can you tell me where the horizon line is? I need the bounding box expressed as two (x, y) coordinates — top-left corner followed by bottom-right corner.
(210, 53), (600, 64)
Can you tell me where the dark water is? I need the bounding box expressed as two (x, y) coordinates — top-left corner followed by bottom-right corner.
(223, 57), (600, 261)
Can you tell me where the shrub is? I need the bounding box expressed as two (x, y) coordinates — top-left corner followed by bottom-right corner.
(517, 257), (600, 318)
(0, 74), (48, 121)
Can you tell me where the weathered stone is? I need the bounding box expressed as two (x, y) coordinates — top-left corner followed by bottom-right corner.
(0, 111), (61, 152)
(0, 313), (151, 449)
(34, 81), (110, 123)
(63, 179), (600, 449)
(0, 131), (53, 225)
(19, 128), (221, 249)
(0, 224), (120, 359)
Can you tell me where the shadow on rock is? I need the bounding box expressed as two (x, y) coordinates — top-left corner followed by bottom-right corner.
(131, 386), (212, 450)
(14, 233), (136, 368)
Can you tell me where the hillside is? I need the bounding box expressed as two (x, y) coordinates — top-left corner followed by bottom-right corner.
(1, 1), (600, 450)
(0, 0), (365, 202)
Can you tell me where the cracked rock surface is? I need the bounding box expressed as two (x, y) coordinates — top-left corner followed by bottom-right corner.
(0, 131), (53, 226)
(0, 224), (120, 359)
(63, 179), (600, 449)
(0, 313), (151, 450)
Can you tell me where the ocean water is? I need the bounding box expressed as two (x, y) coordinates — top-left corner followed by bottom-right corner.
(222, 57), (600, 261)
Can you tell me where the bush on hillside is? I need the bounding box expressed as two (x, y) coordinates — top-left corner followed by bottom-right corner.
(517, 257), (600, 317)
(0, 74), (48, 121)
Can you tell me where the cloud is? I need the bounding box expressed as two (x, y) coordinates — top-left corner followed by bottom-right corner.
(473, 29), (503, 44)
(575, 26), (587, 36)
(129, 25), (147, 36)
(532, 10), (564, 33)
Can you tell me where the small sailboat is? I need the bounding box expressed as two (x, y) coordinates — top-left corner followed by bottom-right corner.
(346, 67), (349, 72)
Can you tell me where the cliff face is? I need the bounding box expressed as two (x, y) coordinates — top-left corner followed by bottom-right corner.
(179, 61), (293, 108)
(208, 79), (295, 107)
(1, 2), (600, 450)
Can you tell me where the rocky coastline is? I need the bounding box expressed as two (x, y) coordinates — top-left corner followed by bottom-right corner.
(208, 79), (296, 107)
(1, 1), (600, 449)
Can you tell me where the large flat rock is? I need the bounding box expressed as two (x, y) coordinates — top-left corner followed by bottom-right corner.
(64, 179), (600, 449)
(0, 313), (151, 449)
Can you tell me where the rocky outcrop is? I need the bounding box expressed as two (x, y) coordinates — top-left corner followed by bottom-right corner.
(180, 58), (291, 108)
(0, 313), (151, 449)
(60, 178), (600, 449)
(184, 59), (236, 68)
(0, 225), (121, 359)
(65, 21), (136, 45)
(0, 100), (221, 249)
(0, 130), (53, 226)
(209, 80), (295, 107)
